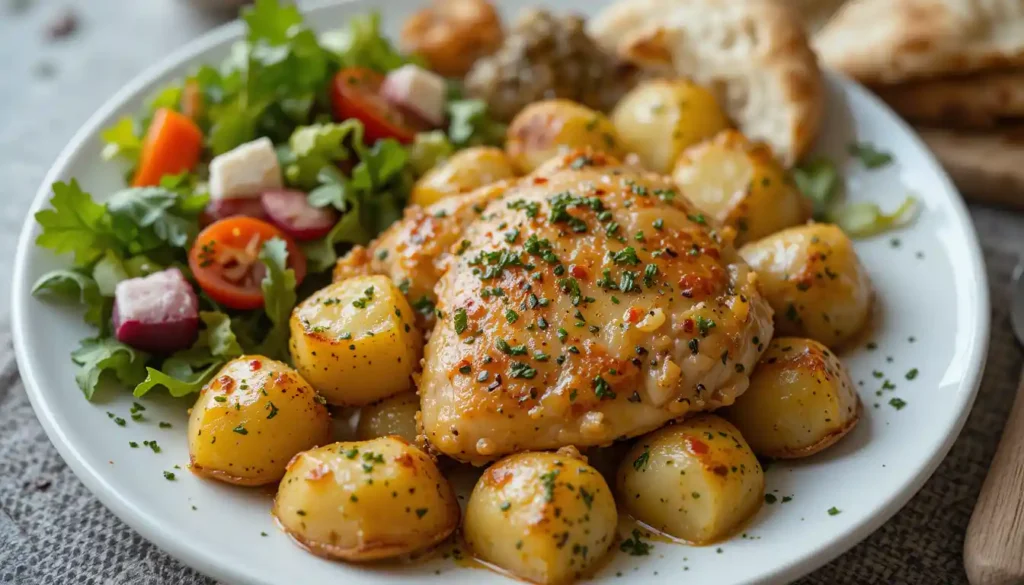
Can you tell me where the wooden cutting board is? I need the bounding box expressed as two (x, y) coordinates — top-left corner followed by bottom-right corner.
(916, 127), (1024, 210)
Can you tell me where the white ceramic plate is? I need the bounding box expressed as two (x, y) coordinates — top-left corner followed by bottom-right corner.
(11, 1), (990, 584)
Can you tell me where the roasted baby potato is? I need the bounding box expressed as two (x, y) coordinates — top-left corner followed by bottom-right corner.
(274, 437), (459, 561)
(464, 448), (618, 584)
(740, 223), (873, 349)
(611, 79), (731, 173)
(187, 355), (331, 486)
(290, 275), (422, 406)
(617, 414), (764, 544)
(410, 147), (517, 208)
(672, 130), (810, 245)
(725, 338), (860, 459)
(356, 392), (420, 443)
(506, 99), (624, 173)
(400, 0), (504, 77)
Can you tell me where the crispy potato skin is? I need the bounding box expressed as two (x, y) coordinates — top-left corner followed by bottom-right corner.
(410, 147), (518, 208)
(356, 392), (420, 443)
(419, 150), (774, 464)
(617, 414), (764, 544)
(739, 223), (872, 349)
(611, 80), (731, 173)
(289, 275), (422, 407)
(400, 0), (503, 77)
(506, 99), (624, 173)
(672, 130), (810, 245)
(274, 437), (459, 562)
(724, 337), (860, 458)
(187, 355), (331, 486)
(464, 448), (617, 585)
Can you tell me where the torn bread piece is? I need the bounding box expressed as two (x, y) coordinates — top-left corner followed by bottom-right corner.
(589, 0), (823, 164)
(816, 0), (1024, 84)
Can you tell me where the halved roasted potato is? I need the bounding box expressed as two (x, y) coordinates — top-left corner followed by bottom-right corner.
(506, 99), (624, 173)
(617, 414), (763, 544)
(672, 130), (810, 244)
(725, 337), (860, 459)
(739, 223), (873, 349)
(274, 437), (459, 561)
(187, 355), (331, 486)
(289, 275), (422, 406)
(410, 146), (517, 208)
(464, 447), (618, 584)
(356, 392), (420, 443)
(611, 79), (731, 173)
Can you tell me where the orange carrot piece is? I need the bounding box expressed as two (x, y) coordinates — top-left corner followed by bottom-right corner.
(131, 108), (203, 187)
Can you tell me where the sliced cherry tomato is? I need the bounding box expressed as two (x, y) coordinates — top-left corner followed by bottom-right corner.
(188, 217), (306, 310)
(330, 67), (421, 144)
(261, 190), (339, 241)
(200, 197), (268, 227)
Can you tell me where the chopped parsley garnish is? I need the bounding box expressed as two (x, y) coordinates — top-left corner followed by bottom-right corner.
(905, 368), (919, 380)
(619, 270), (639, 293)
(505, 309), (519, 324)
(633, 449), (650, 471)
(613, 247), (641, 265)
(507, 199), (540, 218)
(232, 424), (248, 435)
(695, 316), (716, 337)
(827, 507), (842, 516)
(557, 277), (582, 306)
(351, 286), (375, 309)
(848, 142), (893, 169)
(469, 249), (524, 280)
(496, 338), (528, 356)
(163, 471), (176, 481)
(593, 375), (616, 400)
(509, 362), (538, 379)
(540, 469), (560, 502)
(889, 397), (907, 410)
(643, 264), (658, 288)
(453, 308), (468, 334)
(619, 530), (652, 556)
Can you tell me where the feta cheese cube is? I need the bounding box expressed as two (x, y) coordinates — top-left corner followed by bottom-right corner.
(381, 64), (447, 127)
(209, 136), (283, 200)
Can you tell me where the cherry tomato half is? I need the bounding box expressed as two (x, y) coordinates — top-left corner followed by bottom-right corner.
(188, 217), (307, 310)
(330, 67), (420, 144)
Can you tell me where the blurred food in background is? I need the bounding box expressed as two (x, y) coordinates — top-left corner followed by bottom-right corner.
(815, 0), (1024, 207)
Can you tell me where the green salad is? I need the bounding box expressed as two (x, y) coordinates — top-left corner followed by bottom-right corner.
(31, 0), (502, 400)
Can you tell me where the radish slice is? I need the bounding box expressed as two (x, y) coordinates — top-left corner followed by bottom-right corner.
(260, 190), (339, 241)
(113, 268), (199, 353)
(201, 197), (268, 227)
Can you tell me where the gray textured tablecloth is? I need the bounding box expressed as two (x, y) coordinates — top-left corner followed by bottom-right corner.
(3, 2), (1024, 584)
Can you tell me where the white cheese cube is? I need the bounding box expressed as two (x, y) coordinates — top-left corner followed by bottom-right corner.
(381, 64), (447, 127)
(208, 136), (283, 200)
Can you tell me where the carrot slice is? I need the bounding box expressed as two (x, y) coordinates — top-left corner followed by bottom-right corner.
(131, 108), (203, 187)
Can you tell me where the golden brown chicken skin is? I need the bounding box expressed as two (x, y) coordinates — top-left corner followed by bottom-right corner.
(419, 151), (775, 464)
(334, 181), (509, 326)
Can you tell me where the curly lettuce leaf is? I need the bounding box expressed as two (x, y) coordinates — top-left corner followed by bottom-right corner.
(35, 180), (120, 266)
(257, 238), (298, 361)
(133, 311), (244, 398)
(285, 120), (363, 189)
(71, 337), (149, 400)
(31, 269), (111, 329)
(100, 117), (143, 166)
(107, 185), (203, 250)
(448, 99), (506, 148)
(320, 12), (412, 73)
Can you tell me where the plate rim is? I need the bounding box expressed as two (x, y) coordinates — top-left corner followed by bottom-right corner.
(9, 1), (992, 584)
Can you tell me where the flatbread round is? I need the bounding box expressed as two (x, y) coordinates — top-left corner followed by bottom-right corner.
(589, 0), (824, 165)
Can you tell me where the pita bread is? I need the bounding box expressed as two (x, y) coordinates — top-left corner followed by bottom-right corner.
(777, 0), (849, 32)
(918, 126), (1024, 208)
(589, 0), (824, 165)
(815, 0), (1024, 84)
(875, 69), (1024, 128)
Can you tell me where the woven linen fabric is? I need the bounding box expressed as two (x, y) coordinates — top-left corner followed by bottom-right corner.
(0, 216), (1020, 585)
